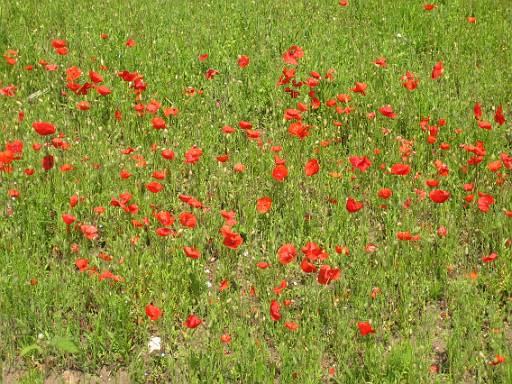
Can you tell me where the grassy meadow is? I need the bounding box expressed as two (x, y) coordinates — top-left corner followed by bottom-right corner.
(0, 0), (511, 382)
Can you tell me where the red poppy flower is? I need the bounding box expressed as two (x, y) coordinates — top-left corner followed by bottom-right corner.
(357, 321), (375, 336)
(154, 210), (174, 226)
(234, 122), (251, 132)
(146, 182), (163, 193)
(482, 253), (498, 263)
(221, 226), (243, 249)
(69, 194), (79, 208)
(495, 105), (506, 125)
(396, 231), (420, 241)
(222, 125), (236, 134)
(219, 280), (229, 292)
(155, 228), (174, 237)
(220, 210), (237, 226)
(184, 314), (202, 329)
(501, 153), (512, 170)
(305, 159), (319, 176)
(0, 150), (14, 164)
(487, 160), (502, 172)
(151, 117), (166, 130)
(378, 188), (393, 199)
(477, 192), (495, 212)
(33, 122), (56, 136)
(180, 195), (203, 209)
(75, 258), (89, 272)
(346, 198), (363, 213)
(300, 258), (317, 273)
(145, 304), (162, 321)
(184, 147), (203, 164)
(335, 245), (350, 256)
(379, 105), (397, 119)
(51, 39), (67, 49)
(80, 224), (98, 240)
(237, 55), (249, 68)
(184, 246), (201, 259)
(8, 189), (19, 199)
(431, 61), (444, 80)
(76, 101), (90, 111)
(256, 197), (272, 213)
(273, 280), (287, 295)
(220, 334), (232, 344)
(277, 244), (297, 265)
(272, 164), (288, 182)
(473, 102), (483, 120)
(161, 149), (175, 160)
(282, 45), (304, 65)
(152, 170), (166, 180)
(5, 140), (21, 155)
(351, 82), (367, 95)
(61, 213), (76, 225)
(349, 156), (372, 172)
(488, 355), (505, 366)
(205, 68), (220, 80)
(404, 79), (420, 93)
(371, 287), (381, 300)
(88, 70), (103, 83)
(390, 163), (410, 175)
(284, 109), (302, 121)
(0, 85), (17, 97)
(284, 322), (299, 331)
(437, 226), (447, 237)
(66, 66), (82, 81)
(318, 265), (341, 285)
(374, 57), (388, 67)
(55, 46), (69, 55)
(179, 212), (197, 228)
(337, 93), (351, 103)
(288, 122), (309, 139)
(42, 155), (54, 171)
(59, 163), (74, 172)
(233, 163), (245, 173)
(301, 242), (324, 260)
(429, 189), (450, 203)
(270, 300), (281, 321)
(98, 270), (123, 282)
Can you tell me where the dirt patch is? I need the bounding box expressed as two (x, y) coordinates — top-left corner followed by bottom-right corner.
(45, 369), (130, 384)
(3, 369), (24, 384)
(2, 367), (130, 384)
(422, 301), (451, 383)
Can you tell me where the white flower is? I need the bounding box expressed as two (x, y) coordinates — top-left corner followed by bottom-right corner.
(148, 336), (161, 353)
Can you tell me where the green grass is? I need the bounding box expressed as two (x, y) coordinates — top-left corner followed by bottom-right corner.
(1, 0), (511, 382)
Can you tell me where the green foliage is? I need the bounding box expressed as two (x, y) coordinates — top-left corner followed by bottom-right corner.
(0, 0), (511, 382)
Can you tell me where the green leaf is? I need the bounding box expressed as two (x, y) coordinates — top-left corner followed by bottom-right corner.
(20, 344), (43, 357)
(50, 336), (79, 354)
